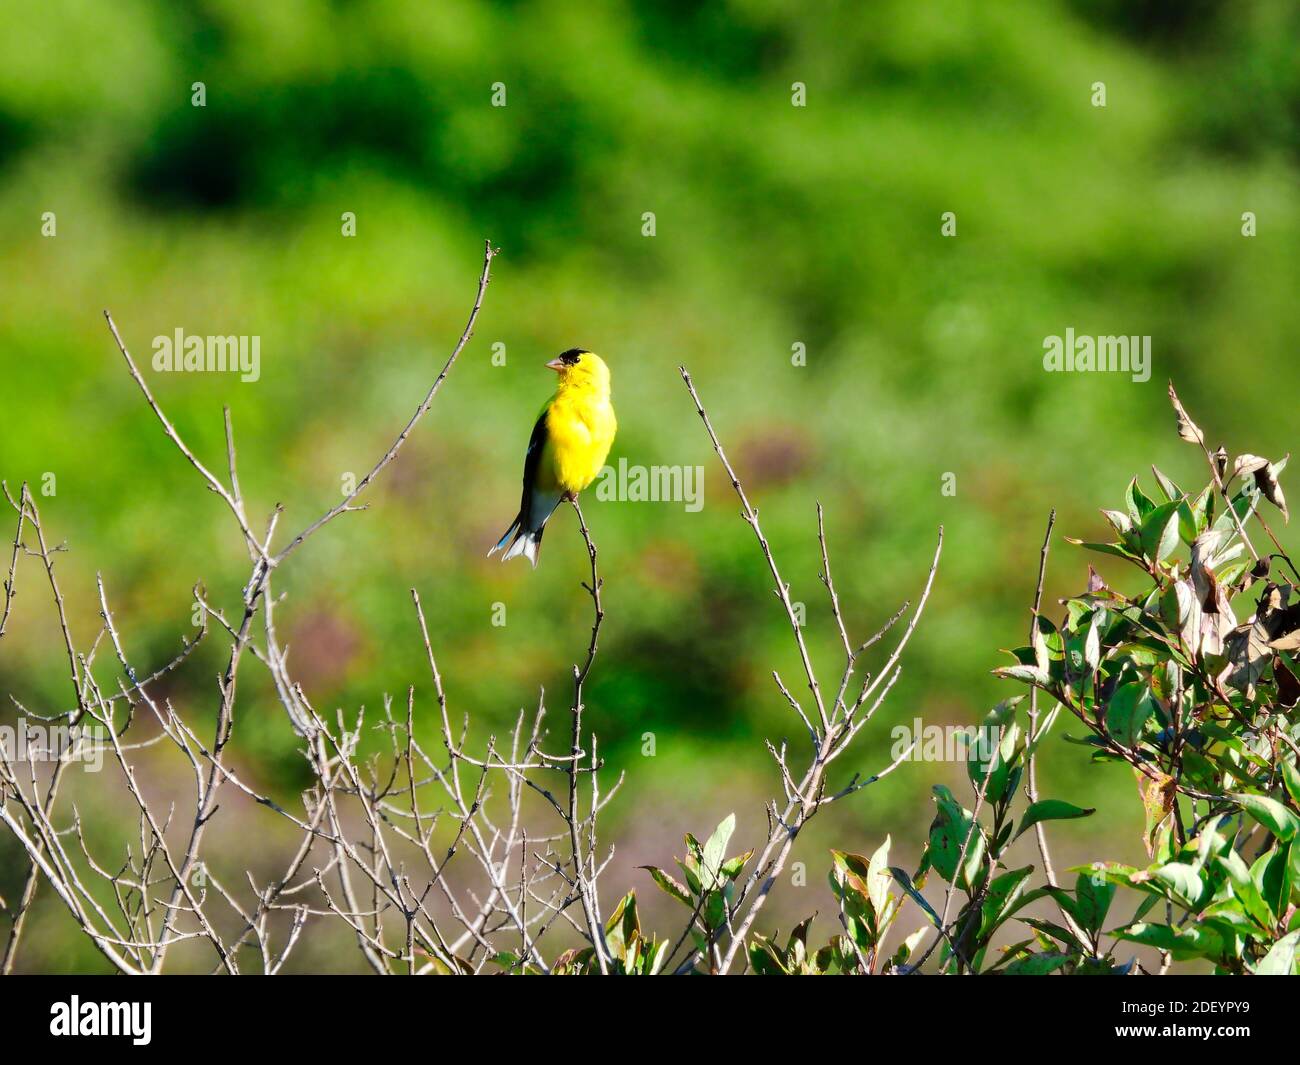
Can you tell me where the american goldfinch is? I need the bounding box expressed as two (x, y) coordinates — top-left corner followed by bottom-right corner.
(489, 349), (617, 566)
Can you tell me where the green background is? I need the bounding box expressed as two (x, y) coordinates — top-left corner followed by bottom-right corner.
(1, 0), (1298, 971)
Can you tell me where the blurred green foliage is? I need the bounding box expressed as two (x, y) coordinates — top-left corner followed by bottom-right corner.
(1, 0), (1298, 970)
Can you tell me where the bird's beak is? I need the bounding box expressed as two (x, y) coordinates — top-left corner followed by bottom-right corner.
(545, 358), (565, 372)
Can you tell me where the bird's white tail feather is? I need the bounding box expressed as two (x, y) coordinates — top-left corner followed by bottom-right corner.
(486, 519), (518, 558)
(491, 491), (562, 567)
(501, 530), (541, 567)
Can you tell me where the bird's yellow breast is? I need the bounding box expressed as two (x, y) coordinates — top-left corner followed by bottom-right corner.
(543, 389), (617, 495)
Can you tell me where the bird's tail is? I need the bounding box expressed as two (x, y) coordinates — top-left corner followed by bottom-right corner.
(489, 491), (563, 568)
(488, 513), (544, 567)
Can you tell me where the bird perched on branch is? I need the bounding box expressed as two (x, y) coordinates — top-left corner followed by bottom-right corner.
(489, 349), (616, 566)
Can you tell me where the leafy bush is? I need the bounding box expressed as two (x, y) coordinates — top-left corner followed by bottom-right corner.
(991, 385), (1299, 974)
(627, 384), (1300, 975)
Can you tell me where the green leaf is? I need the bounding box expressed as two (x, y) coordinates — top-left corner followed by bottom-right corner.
(1105, 682), (1154, 747)
(1176, 498), (1199, 545)
(888, 867), (943, 930)
(641, 865), (692, 907)
(1152, 863), (1206, 910)
(1252, 929), (1300, 975)
(1064, 538), (1144, 565)
(1074, 871), (1115, 934)
(701, 813), (736, 886)
(1187, 484), (1212, 538)
(1214, 850), (1273, 929)
(830, 850), (876, 931)
(1252, 844), (1290, 919)
(1115, 922), (1225, 962)
(702, 888), (726, 930)
(1191, 816), (1229, 874)
(1199, 902), (1268, 943)
(1002, 884), (1078, 927)
(866, 836), (893, 917)
(1231, 792), (1300, 842)
(748, 935), (788, 976)
(1126, 477), (1156, 524)
(1021, 918), (1083, 951)
(1031, 615), (1063, 672)
(980, 865), (1035, 938)
(1151, 466), (1182, 502)
(968, 717), (1020, 804)
(676, 859), (701, 896)
(890, 927), (927, 969)
(1281, 760), (1300, 810)
(1101, 508), (1134, 541)
(719, 850), (753, 882)
(993, 664), (1051, 687)
(1015, 800), (1095, 841)
(1083, 612), (1102, 672)
(1140, 500), (1182, 562)
(646, 938), (671, 975)
(603, 892), (640, 958)
(1003, 951), (1074, 975)
(927, 788), (985, 889)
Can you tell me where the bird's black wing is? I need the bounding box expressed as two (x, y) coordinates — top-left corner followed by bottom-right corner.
(517, 405), (550, 523)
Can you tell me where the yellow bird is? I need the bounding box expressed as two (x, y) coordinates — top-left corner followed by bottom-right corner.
(489, 349), (617, 566)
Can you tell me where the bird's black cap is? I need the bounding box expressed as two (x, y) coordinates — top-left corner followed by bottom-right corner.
(556, 349), (587, 365)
